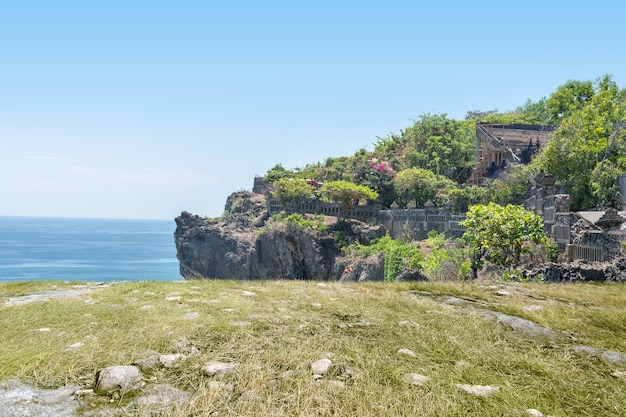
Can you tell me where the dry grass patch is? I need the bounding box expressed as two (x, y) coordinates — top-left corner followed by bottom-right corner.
(1, 279), (625, 416)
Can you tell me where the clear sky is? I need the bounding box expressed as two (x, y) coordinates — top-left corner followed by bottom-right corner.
(1, 0), (624, 219)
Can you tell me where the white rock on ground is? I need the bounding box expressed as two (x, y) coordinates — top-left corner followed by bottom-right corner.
(202, 361), (240, 377)
(94, 365), (144, 396)
(397, 348), (417, 358)
(525, 409), (545, 417)
(180, 312), (199, 320)
(159, 354), (187, 368)
(455, 384), (500, 397)
(402, 373), (430, 386)
(399, 320), (421, 329)
(311, 358), (333, 375)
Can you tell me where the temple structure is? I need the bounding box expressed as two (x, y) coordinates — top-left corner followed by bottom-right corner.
(466, 123), (555, 185)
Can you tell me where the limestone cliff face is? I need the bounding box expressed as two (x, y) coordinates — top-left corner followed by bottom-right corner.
(174, 191), (386, 280)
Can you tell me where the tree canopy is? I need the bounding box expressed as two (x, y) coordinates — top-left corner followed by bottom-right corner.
(270, 178), (315, 206)
(541, 75), (626, 210)
(461, 203), (547, 279)
(319, 181), (378, 215)
(263, 74), (626, 212)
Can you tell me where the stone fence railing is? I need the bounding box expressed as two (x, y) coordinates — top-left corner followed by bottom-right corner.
(377, 209), (466, 240)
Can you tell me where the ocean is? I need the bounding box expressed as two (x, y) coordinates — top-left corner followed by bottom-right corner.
(0, 216), (182, 282)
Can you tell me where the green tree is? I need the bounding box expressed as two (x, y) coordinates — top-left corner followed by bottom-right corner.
(270, 178), (315, 206)
(441, 185), (489, 213)
(461, 203), (547, 279)
(546, 79), (594, 122)
(319, 181), (378, 216)
(395, 167), (454, 208)
(541, 75), (626, 210)
(352, 158), (397, 207)
(264, 164), (290, 183)
(374, 113), (475, 181)
(472, 99), (552, 125)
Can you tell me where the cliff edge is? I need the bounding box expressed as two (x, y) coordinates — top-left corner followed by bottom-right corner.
(174, 191), (388, 280)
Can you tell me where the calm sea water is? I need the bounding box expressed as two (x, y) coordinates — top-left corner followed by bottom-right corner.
(0, 217), (182, 282)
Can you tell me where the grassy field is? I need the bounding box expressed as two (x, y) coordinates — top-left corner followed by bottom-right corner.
(1, 279), (625, 416)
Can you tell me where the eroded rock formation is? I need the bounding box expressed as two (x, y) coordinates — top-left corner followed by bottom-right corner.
(174, 191), (387, 280)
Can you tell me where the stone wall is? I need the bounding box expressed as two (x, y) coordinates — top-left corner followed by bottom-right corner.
(377, 208), (465, 240)
(525, 186), (572, 246)
(525, 183), (626, 262)
(258, 177), (626, 260)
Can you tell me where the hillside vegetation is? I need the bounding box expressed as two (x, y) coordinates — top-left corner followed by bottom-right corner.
(265, 74), (626, 213)
(249, 75), (626, 282)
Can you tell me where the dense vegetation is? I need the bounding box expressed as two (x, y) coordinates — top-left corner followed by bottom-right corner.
(261, 75), (626, 281)
(265, 74), (626, 213)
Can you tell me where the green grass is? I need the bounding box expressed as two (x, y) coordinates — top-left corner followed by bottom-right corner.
(1, 279), (625, 416)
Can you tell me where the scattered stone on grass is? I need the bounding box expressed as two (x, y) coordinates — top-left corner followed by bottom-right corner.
(229, 321), (252, 327)
(570, 345), (626, 366)
(165, 296), (182, 301)
(525, 409), (545, 417)
(207, 381), (234, 393)
(311, 358), (333, 376)
(398, 320), (421, 329)
(202, 361), (240, 377)
(311, 302), (323, 309)
(523, 305), (543, 312)
(180, 312), (199, 320)
(455, 384), (500, 397)
(495, 290), (510, 296)
(159, 354), (187, 368)
(127, 383), (190, 415)
(172, 337), (201, 355)
(65, 342), (84, 350)
(402, 373), (430, 386)
(133, 357), (161, 374)
(241, 290), (257, 297)
(316, 380), (345, 389)
(138, 305), (154, 311)
(94, 365), (144, 396)
(398, 348), (417, 358)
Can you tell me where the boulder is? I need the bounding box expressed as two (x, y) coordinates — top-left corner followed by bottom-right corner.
(94, 365), (143, 396)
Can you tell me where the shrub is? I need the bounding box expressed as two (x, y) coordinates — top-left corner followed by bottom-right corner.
(346, 234), (423, 282)
(421, 237), (470, 281)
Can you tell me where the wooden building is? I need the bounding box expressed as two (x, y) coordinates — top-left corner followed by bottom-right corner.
(466, 123), (555, 185)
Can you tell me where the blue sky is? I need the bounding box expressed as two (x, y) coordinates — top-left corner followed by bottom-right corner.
(1, 0), (624, 219)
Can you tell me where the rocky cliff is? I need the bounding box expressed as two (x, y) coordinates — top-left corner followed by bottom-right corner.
(174, 191), (388, 281)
